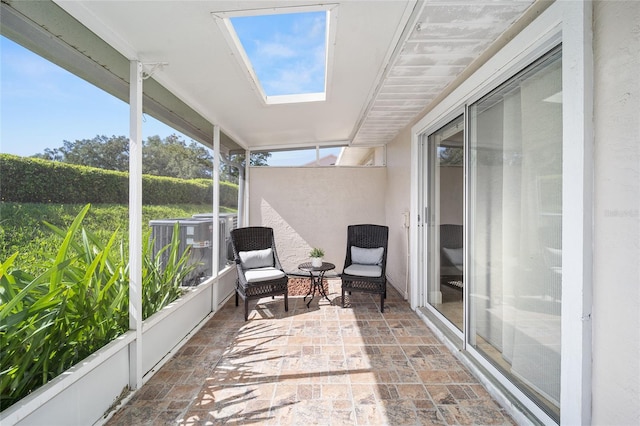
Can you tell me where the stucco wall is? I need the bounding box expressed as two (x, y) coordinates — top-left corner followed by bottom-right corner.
(386, 126), (412, 299)
(592, 1), (640, 424)
(248, 166), (386, 275)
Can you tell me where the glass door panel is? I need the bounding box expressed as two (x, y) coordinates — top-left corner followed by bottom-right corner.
(468, 47), (562, 421)
(426, 116), (464, 330)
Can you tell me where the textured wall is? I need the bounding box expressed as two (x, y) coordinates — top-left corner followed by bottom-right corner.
(385, 126), (412, 299)
(384, 129), (463, 302)
(592, 1), (640, 424)
(248, 167), (387, 275)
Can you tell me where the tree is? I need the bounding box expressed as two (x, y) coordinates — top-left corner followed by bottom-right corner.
(142, 135), (213, 179)
(250, 152), (270, 167)
(33, 135), (129, 172)
(219, 152), (270, 184)
(438, 146), (463, 166)
(32, 134), (271, 181)
(32, 134), (215, 179)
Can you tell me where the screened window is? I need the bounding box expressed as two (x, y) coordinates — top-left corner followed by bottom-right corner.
(250, 146), (384, 167)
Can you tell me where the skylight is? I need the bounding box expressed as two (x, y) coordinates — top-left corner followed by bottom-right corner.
(214, 6), (336, 105)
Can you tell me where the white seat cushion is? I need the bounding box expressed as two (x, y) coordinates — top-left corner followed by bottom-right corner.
(343, 264), (382, 278)
(244, 267), (285, 283)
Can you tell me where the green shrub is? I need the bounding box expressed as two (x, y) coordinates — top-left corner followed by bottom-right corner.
(0, 205), (197, 409)
(219, 181), (238, 209)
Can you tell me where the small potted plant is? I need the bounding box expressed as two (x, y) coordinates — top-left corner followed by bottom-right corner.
(309, 247), (325, 267)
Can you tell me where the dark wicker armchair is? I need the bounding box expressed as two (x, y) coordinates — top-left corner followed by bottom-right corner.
(341, 224), (389, 312)
(440, 224), (463, 284)
(230, 227), (289, 321)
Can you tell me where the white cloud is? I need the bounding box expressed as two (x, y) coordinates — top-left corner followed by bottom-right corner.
(256, 41), (296, 59)
(232, 11), (327, 96)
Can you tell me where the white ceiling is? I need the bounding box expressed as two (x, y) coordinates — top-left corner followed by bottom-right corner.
(54, 0), (534, 151)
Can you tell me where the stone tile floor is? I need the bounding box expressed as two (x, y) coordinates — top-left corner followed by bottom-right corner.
(106, 280), (516, 426)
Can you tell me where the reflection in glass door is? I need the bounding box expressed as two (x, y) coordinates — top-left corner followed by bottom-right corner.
(425, 116), (464, 330)
(468, 47), (562, 421)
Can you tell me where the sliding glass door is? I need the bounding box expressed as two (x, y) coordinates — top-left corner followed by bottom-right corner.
(417, 46), (563, 422)
(424, 116), (464, 331)
(468, 47), (562, 421)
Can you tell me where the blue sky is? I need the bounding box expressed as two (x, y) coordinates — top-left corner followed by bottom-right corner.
(1, 11), (337, 163)
(0, 37), (178, 158)
(230, 11), (327, 96)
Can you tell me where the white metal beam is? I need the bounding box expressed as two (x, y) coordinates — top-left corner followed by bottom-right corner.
(128, 60), (143, 390)
(211, 125), (221, 311)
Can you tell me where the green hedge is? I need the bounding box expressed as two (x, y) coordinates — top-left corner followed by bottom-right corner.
(0, 154), (237, 207)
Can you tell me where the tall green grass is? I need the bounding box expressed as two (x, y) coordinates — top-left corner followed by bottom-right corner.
(0, 205), (196, 410)
(142, 223), (193, 319)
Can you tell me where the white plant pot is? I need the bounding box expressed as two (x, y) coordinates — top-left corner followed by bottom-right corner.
(311, 257), (322, 267)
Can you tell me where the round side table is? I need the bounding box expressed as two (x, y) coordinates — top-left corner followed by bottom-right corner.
(298, 262), (335, 307)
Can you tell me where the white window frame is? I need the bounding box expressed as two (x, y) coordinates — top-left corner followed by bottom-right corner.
(410, 2), (593, 424)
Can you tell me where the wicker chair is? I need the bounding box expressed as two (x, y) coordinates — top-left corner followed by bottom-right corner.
(230, 227), (289, 321)
(341, 224), (389, 312)
(440, 224), (463, 284)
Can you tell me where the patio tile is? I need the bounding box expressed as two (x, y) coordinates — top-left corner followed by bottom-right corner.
(396, 383), (431, 400)
(419, 370), (454, 384)
(105, 280), (515, 426)
(108, 405), (158, 426)
(426, 385), (457, 405)
(168, 384), (203, 401)
(354, 403), (387, 425)
(416, 408), (448, 426)
(151, 410), (183, 426)
(381, 399), (420, 425)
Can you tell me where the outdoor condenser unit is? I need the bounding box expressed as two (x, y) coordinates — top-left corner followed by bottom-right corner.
(192, 213), (237, 269)
(148, 218), (213, 286)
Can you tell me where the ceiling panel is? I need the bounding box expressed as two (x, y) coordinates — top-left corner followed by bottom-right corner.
(352, 0), (534, 146)
(49, 0), (535, 150)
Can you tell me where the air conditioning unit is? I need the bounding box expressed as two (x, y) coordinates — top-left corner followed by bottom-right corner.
(192, 213), (237, 269)
(219, 214), (236, 268)
(148, 218), (213, 286)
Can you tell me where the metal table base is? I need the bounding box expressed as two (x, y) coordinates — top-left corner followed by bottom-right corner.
(298, 262), (335, 308)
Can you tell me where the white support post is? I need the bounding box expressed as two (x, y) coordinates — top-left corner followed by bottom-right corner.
(237, 160), (245, 229)
(409, 133), (420, 311)
(128, 60), (144, 389)
(211, 125), (221, 311)
(243, 149), (250, 226)
(561, 1), (593, 424)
